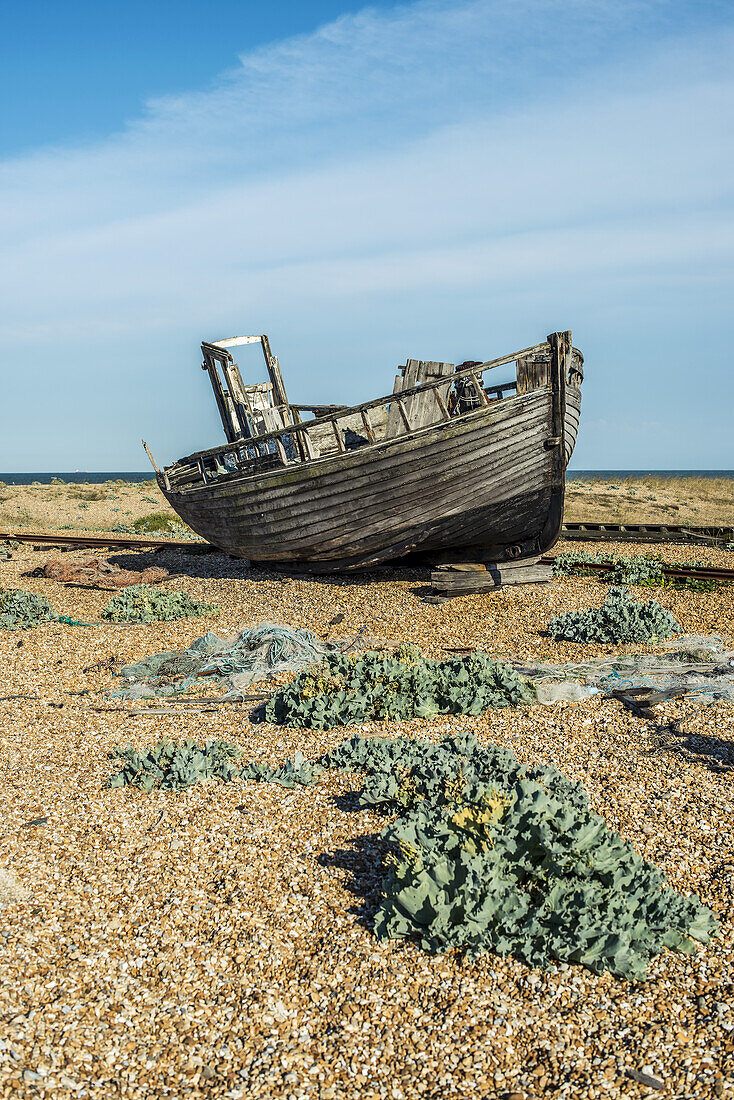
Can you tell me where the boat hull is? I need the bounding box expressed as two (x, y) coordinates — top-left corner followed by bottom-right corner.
(161, 384), (582, 570)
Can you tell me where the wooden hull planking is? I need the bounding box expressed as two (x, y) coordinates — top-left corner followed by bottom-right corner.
(161, 372), (583, 570)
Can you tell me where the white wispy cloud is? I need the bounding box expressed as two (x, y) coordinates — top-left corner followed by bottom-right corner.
(1, 0), (732, 467)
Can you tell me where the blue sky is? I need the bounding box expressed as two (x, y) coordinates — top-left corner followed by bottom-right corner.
(1, 0), (732, 470)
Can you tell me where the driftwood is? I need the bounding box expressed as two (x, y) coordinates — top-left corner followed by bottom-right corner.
(90, 693), (270, 716)
(612, 686), (693, 720)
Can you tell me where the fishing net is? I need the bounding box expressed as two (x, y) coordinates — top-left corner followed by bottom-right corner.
(512, 635), (734, 704)
(113, 622), (339, 699)
(112, 623), (734, 709)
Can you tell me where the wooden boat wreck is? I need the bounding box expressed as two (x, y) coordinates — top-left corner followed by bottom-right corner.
(147, 330), (583, 577)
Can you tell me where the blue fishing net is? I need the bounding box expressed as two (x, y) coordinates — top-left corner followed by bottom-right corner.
(513, 635), (734, 704)
(113, 622), (337, 699)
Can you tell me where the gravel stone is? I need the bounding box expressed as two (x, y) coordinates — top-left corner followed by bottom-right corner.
(0, 538), (732, 1099)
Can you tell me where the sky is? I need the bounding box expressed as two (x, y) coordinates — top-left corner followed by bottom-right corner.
(1, 0), (733, 471)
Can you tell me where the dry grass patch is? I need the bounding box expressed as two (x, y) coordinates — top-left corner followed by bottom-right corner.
(565, 475), (734, 525)
(2, 476), (733, 538)
(0, 479), (178, 533)
(67, 486), (107, 501)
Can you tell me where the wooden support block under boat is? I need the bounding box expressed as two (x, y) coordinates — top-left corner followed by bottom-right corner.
(429, 558), (552, 597)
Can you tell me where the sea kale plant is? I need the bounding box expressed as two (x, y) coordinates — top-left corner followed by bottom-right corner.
(553, 552), (665, 585)
(553, 551), (724, 592)
(101, 584), (218, 624)
(547, 586), (681, 644)
(243, 731), (718, 980)
(0, 588), (59, 630)
(131, 512), (182, 534)
(104, 728), (718, 977)
(263, 645), (535, 730)
(107, 738), (242, 792)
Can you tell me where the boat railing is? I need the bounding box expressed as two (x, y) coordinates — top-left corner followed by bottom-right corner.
(165, 336), (580, 490)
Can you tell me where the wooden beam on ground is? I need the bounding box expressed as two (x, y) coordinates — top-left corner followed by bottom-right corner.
(429, 558), (552, 597)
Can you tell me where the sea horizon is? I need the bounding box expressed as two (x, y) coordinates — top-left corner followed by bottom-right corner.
(1, 469), (733, 486)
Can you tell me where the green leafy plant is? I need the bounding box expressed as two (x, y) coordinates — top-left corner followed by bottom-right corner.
(104, 728), (719, 978)
(241, 751), (323, 788)
(371, 735), (714, 978)
(547, 587), (681, 644)
(554, 551), (664, 585)
(101, 584), (218, 623)
(131, 512), (180, 533)
(107, 738), (242, 792)
(241, 731), (718, 979)
(263, 649), (535, 729)
(553, 551), (725, 591)
(0, 539), (20, 561)
(655, 574), (720, 593)
(0, 589), (58, 630)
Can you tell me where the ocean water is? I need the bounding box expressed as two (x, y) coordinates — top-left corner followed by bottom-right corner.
(1, 470), (733, 485)
(567, 470), (734, 480)
(0, 472), (154, 485)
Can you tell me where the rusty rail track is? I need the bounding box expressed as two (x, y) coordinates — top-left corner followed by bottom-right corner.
(4, 521), (731, 554)
(541, 558), (734, 584)
(561, 521), (734, 545)
(2, 527), (732, 583)
(0, 529), (209, 551)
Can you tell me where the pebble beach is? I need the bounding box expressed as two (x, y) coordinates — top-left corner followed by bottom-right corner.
(1, 533), (733, 1100)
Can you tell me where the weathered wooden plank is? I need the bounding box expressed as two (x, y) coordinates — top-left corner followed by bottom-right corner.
(435, 556), (541, 572)
(386, 360), (454, 438)
(201, 346), (242, 444)
(260, 335), (289, 409)
(175, 400), (551, 541)
(360, 408), (376, 444)
(291, 404), (349, 416)
(564, 385), (582, 464)
(516, 355), (550, 394)
(431, 562), (553, 594)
